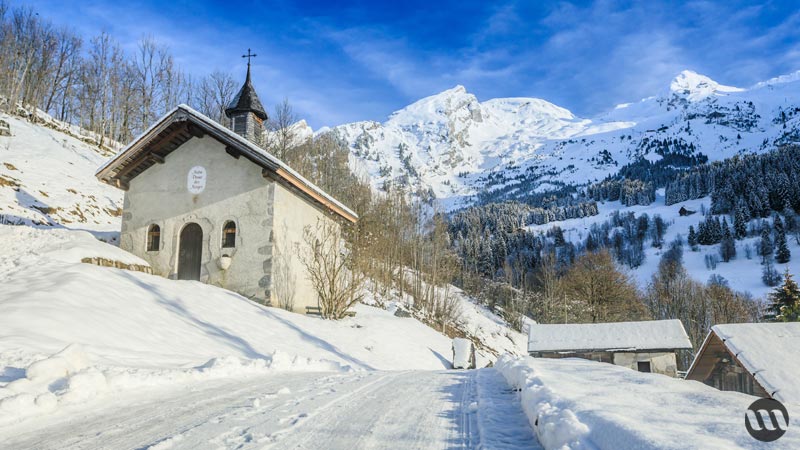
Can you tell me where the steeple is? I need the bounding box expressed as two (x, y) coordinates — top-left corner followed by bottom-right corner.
(226, 49), (268, 144)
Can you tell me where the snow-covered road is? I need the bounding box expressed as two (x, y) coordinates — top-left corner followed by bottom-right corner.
(3, 369), (539, 450)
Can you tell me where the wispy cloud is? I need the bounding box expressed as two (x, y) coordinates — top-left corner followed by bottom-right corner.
(17, 0), (800, 127)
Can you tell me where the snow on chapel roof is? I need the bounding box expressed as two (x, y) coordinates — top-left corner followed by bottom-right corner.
(528, 319), (692, 353)
(96, 104), (357, 223)
(698, 322), (800, 405)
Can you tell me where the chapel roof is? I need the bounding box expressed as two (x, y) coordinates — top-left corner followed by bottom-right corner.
(95, 105), (357, 223)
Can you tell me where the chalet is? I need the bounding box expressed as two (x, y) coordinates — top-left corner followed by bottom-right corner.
(95, 63), (357, 313)
(678, 206), (696, 216)
(686, 323), (800, 405)
(527, 319), (692, 377)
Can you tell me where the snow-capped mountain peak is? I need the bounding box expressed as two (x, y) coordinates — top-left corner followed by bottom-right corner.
(669, 70), (743, 101)
(329, 69), (800, 210)
(388, 85), (482, 127)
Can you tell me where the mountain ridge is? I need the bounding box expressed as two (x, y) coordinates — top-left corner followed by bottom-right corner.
(323, 69), (800, 210)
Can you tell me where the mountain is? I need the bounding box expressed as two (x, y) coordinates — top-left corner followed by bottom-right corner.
(333, 70), (800, 210)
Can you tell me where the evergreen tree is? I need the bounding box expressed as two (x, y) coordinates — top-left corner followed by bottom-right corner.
(585, 232), (598, 252)
(776, 224), (791, 263)
(651, 215), (666, 248)
(553, 227), (566, 247)
(687, 225), (698, 250)
(712, 217), (723, 243)
(733, 200), (748, 239)
(766, 270), (800, 321)
(774, 214), (785, 234)
(783, 200), (796, 233)
(720, 225), (736, 263)
(760, 223), (773, 264)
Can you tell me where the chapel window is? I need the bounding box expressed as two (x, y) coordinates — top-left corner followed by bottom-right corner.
(223, 221), (236, 248)
(147, 224), (160, 251)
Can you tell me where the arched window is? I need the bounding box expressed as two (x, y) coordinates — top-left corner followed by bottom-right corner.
(222, 221), (236, 248)
(147, 224), (160, 251)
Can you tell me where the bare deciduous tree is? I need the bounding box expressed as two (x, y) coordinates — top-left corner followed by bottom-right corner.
(265, 97), (298, 160)
(300, 219), (365, 320)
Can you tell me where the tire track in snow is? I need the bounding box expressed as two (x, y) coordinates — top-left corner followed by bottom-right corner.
(3, 369), (540, 450)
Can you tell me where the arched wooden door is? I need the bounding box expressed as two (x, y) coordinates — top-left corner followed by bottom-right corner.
(178, 223), (203, 280)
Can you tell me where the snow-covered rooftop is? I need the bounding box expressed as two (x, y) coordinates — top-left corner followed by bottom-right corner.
(96, 104), (357, 222)
(528, 319), (693, 353)
(708, 322), (800, 405)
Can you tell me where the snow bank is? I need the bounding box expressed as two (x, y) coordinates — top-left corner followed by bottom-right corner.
(0, 225), (145, 279)
(0, 345), (349, 425)
(497, 356), (591, 449)
(0, 225), (462, 423)
(0, 226), (453, 372)
(497, 355), (800, 449)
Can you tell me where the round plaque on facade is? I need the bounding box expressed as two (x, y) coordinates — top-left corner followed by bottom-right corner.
(188, 166), (206, 194)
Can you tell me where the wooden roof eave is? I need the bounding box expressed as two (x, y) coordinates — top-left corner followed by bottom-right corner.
(685, 329), (773, 397)
(685, 330), (719, 381)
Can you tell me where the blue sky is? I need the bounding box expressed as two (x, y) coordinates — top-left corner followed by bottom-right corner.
(19, 0), (800, 128)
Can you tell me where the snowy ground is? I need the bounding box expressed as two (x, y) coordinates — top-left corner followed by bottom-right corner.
(498, 356), (800, 449)
(0, 223), (538, 448)
(1, 368), (540, 450)
(0, 113), (122, 231)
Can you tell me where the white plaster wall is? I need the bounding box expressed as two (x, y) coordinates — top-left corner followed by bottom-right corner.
(613, 352), (679, 377)
(120, 135), (274, 301)
(270, 182), (340, 313)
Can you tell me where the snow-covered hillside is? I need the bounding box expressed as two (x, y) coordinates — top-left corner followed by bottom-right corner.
(0, 113), (122, 232)
(333, 70), (800, 209)
(526, 192), (800, 299)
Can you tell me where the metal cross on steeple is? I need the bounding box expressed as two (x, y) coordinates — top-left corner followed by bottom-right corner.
(242, 48), (257, 68)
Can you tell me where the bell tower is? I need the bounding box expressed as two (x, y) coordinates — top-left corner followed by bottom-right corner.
(225, 49), (268, 145)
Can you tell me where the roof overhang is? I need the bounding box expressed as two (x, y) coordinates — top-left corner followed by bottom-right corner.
(530, 347), (688, 354)
(96, 105), (357, 223)
(685, 328), (771, 396)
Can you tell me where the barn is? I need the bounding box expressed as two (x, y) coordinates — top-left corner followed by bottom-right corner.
(527, 319), (693, 377)
(685, 322), (800, 405)
(95, 67), (357, 313)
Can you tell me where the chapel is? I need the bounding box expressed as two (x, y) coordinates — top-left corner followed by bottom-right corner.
(96, 60), (356, 313)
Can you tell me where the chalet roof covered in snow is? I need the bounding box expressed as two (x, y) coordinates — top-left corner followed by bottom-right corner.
(527, 319), (693, 353)
(95, 104), (357, 223)
(687, 322), (800, 404)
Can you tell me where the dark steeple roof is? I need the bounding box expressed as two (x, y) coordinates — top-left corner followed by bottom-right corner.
(225, 65), (268, 121)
